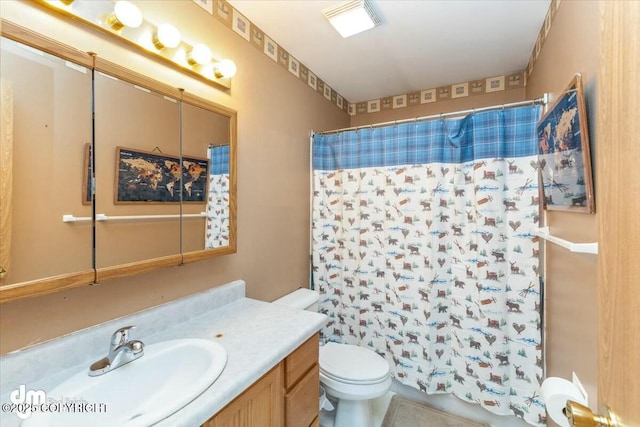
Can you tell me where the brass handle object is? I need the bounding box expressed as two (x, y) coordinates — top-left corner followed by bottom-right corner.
(0, 266), (7, 279)
(565, 400), (619, 427)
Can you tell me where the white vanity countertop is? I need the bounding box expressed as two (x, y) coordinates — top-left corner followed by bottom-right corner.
(0, 280), (327, 427)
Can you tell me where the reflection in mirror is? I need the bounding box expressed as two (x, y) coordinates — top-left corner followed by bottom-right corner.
(205, 143), (230, 249)
(0, 21), (237, 303)
(93, 70), (181, 281)
(0, 36), (93, 294)
(180, 98), (234, 256)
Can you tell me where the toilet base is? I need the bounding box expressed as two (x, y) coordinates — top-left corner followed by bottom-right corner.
(320, 391), (395, 427)
(334, 398), (373, 427)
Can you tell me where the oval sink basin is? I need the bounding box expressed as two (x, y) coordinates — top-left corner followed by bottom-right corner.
(23, 338), (227, 427)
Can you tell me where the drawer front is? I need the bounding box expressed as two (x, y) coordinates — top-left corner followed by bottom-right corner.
(285, 363), (319, 427)
(285, 333), (319, 390)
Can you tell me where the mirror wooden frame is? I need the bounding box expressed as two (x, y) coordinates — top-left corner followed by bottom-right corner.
(0, 20), (237, 302)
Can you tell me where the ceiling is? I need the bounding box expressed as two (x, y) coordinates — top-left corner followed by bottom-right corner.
(228, 0), (551, 103)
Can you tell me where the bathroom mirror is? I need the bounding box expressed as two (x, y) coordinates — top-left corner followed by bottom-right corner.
(180, 94), (237, 263)
(93, 64), (183, 282)
(0, 33), (95, 301)
(0, 21), (237, 302)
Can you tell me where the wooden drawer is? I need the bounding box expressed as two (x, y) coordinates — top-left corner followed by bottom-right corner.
(285, 363), (319, 427)
(285, 333), (319, 390)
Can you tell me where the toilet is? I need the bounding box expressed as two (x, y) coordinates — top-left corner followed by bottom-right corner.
(273, 288), (392, 427)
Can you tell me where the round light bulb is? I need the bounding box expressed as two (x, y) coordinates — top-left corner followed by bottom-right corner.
(213, 59), (237, 79)
(188, 44), (212, 66)
(153, 24), (181, 50)
(108, 1), (143, 30)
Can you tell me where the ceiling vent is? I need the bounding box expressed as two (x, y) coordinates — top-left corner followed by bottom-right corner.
(322, 0), (382, 38)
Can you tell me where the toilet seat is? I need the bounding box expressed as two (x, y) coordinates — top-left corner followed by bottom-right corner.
(320, 342), (390, 385)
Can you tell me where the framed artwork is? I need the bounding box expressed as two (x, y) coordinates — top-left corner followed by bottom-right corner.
(323, 83), (332, 101)
(82, 143), (92, 205)
(486, 75), (505, 92)
(308, 72), (317, 90)
(288, 56), (300, 77)
(115, 147), (208, 204)
(192, 0), (214, 15)
(537, 74), (594, 213)
(263, 36), (277, 62)
(232, 9), (250, 41)
(392, 94), (406, 109)
(451, 82), (469, 98)
(421, 89), (436, 103)
(367, 99), (380, 113)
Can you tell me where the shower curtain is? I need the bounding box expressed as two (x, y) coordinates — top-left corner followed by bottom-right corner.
(312, 106), (546, 426)
(205, 144), (230, 249)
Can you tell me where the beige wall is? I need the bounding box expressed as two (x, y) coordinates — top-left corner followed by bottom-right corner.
(526, 0), (600, 417)
(0, 1), (348, 354)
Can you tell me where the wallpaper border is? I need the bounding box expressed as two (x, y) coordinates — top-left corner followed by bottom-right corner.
(195, 0), (558, 117)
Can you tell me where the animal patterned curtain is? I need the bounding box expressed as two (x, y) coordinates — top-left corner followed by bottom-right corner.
(205, 144), (230, 249)
(312, 106), (546, 426)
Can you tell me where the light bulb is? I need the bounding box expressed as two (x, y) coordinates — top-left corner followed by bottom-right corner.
(153, 24), (181, 50)
(187, 44), (212, 66)
(213, 59), (237, 79)
(107, 1), (143, 31)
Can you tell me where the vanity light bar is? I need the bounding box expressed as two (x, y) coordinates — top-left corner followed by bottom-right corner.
(38, 0), (236, 88)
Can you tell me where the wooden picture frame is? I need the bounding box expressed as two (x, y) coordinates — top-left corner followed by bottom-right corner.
(537, 74), (594, 213)
(115, 146), (208, 204)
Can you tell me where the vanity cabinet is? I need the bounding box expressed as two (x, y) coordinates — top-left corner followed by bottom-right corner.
(202, 333), (320, 427)
(202, 364), (284, 427)
(284, 334), (320, 427)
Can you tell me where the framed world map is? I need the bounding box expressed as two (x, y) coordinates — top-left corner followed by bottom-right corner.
(115, 147), (208, 203)
(537, 74), (594, 213)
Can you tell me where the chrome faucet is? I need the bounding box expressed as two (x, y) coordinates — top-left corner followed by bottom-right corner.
(89, 325), (145, 376)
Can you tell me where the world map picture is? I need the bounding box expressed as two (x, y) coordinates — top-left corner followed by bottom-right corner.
(536, 74), (594, 213)
(116, 147), (208, 203)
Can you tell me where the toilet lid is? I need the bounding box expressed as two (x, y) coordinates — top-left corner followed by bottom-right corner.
(320, 342), (390, 383)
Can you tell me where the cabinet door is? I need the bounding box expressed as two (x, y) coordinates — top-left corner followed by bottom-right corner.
(203, 364), (283, 427)
(0, 36), (93, 297)
(93, 72), (181, 280)
(285, 364), (319, 427)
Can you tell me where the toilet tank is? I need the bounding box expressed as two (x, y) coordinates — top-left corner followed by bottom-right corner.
(272, 288), (319, 311)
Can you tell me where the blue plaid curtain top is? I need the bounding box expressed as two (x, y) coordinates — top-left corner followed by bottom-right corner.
(209, 144), (230, 175)
(313, 106), (541, 170)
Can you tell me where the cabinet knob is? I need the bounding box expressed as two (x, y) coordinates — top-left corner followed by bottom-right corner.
(0, 266), (7, 279)
(565, 400), (620, 427)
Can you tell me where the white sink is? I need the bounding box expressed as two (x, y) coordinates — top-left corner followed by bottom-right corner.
(23, 338), (227, 427)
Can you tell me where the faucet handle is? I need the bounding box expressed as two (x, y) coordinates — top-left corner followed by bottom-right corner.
(110, 325), (136, 350)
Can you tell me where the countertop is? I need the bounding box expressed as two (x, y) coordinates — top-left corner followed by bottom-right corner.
(0, 280), (327, 426)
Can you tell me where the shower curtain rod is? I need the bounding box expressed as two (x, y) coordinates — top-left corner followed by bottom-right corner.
(313, 96), (547, 135)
